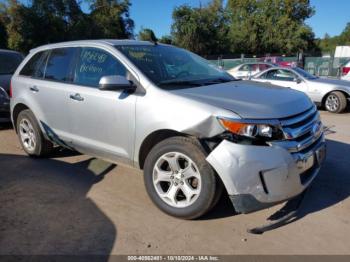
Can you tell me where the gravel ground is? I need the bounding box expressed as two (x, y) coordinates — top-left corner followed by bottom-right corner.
(0, 110), (349, 255)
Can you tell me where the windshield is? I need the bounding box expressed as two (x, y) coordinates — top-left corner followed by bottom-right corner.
(115, 45), (235, 89)
(0, 52), (23, 75)
(293, 67), (318, 80)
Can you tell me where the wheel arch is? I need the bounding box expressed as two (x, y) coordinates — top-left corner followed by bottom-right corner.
(138, 129), (188, 170)
(322, 89), (350, 106)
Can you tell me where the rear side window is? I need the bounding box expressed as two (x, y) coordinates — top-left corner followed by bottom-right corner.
(44, 48), (78, 82)
(239, 64), (250, 71)
(19, 51), (47, 77)
(74, 48), (127, 87)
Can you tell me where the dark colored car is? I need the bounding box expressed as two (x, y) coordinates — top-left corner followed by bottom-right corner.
(0, 49), (23, 122)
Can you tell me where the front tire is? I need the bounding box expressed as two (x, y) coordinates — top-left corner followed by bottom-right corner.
(325, 91), (347, 113)
(16, 109), (53, 157)
(143, 136), (218, 219)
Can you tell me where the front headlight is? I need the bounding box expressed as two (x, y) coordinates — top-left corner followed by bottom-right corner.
(218, 118), (283, 141)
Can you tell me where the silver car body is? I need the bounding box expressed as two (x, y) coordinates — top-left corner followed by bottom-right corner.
(11, 40), (325, 213)
(252, 67), (350, 105)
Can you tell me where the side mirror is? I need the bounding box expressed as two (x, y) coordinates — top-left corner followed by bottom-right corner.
(99, 75), (136, 91)
(294, 77), (302, 84)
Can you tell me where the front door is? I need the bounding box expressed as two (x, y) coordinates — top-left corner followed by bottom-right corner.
(68, 47), (137, 164)
(256, 69), (308, 93)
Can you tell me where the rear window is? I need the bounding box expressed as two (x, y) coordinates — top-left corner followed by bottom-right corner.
(44, 48), (78, 82)
(19, 51), (48, 78)
(0, 52), (23, 75)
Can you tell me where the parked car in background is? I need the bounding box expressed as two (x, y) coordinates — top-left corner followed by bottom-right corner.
(341, 60), (350, 81)
(0, 49), (24, 122)
(227, 62), (275, 79)
(259, 56), (297, 68)
(253, 67), (350, 113)
(11, 40), (325, 219)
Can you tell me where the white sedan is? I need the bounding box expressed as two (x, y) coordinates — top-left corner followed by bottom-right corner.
(227, 62), (275, 80)
(252, 67), (350, 113)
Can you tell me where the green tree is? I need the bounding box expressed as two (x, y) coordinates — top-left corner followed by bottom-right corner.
(138, 28), (157, 42)
(226, 0), (316, 55)
(171, 0), (228, 56)
(0, 0), (135, 53)
(158, 35), (173, 45)
(87, 0), (134, 39)
(0, 16), (7, 48)
(317, 23), (350, 55)
(339, 23), (350, 45)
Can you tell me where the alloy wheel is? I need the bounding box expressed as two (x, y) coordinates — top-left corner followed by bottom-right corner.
(326, 94), (339, 112)
(19, 118), (37, 152)
(152, 152), (202, 208)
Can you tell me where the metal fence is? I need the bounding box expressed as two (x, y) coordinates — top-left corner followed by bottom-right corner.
(210, 56), (350, 78)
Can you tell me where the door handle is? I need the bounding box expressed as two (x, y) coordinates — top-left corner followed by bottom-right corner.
(29, 86), (39, 92)
(70, 93), (84, 101)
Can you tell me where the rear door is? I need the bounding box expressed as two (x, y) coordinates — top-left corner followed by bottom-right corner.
(16, 48), (79, 145)
(37, 47), (80, 145)
(67, 47), (137, 164)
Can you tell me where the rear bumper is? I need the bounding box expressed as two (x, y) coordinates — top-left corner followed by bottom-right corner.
(207, 136), (326, 214)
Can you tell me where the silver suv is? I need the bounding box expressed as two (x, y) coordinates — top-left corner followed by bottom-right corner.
(11, 40), (326, 219)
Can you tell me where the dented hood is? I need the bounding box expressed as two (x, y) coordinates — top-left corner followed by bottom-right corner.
(171, 81), (313, 119)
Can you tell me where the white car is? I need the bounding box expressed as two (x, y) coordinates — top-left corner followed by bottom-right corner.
(253, 67), (350, 113)
(341, 61), (350, 81)
(227, 62), (275, 80)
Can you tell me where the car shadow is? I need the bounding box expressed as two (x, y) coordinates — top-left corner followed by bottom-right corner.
(0, 122), (13, 130)
(202, 139), (350, 227)
(288, 139), (350, 220)
(0, 154), (117, 256)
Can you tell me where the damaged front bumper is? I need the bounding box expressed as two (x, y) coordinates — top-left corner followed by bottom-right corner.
(206, 135), (326, 214)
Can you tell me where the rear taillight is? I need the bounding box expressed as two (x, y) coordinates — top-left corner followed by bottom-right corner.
(342, 67), (350, 76)
(9, 81), (12, 98)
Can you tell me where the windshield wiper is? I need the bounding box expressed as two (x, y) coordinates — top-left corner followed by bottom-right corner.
(206, 78), (238, 83)
(158, 80), (204, 87)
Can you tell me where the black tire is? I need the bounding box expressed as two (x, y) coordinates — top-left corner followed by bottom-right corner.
(324, 91), (347, 113)
(16, 109), (53, 157)
(144, 136), (218, 219)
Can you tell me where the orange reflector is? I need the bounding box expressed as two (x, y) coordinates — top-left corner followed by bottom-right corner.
(219, 119), (247, 134)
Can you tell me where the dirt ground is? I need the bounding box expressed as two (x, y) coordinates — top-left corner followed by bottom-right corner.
(0, 110), (349, 255)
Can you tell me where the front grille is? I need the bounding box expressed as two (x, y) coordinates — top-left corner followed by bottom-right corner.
(268, 105), (323, 153)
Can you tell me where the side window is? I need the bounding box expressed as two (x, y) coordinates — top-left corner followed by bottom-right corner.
(265, 70), (278, 79)
(251, 64), (259, 71)
(239, 64), (250, 71)
(44, 48), (78, 82)
(259, 72), (267, 79)
(20, 51), (48, 78)
(74, 48), (127, 87)
(274, 70), (296, 81)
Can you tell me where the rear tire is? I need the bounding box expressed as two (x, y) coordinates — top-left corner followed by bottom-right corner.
(143, 136), (218, 219)
(16, 109), (53, 157)
(325, 91), (347, 113)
